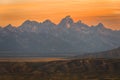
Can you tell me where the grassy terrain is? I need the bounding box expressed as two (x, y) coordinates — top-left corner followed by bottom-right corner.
(0, 57), (66, 62)
(0, 58), (120, 80)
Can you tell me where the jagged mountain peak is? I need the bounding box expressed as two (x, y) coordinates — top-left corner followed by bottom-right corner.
(5, 24), (13, 27)
(23, 20), (32, 24)
(58, 16), (74, 29)
(18, 20), (40, 32)
(90, 23), (106, 31)
(75, 20), (88, 26)
(21, 20), (39, 26)
(64, 15), (72, 19)
(64, 15), (74, 23)
(3, 24), (16, 32)
(96, 23), (105, 28)
(59, 16), (74, 24)
(0, 17), (120, 56)
(42, 19), (55, 25)
(42, 19), (56, 28)
(4, 24), (14, 30)
(43, 19), (52, 23)
(76, 20), (82, 24)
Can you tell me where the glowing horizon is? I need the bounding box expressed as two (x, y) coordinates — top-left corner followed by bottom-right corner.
(0, 0), (120, 30)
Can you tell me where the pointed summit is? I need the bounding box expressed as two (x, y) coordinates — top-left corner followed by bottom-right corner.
(64, 15), (74, 23)
(20, 20), (33, 27)
(23, 20), (32, 24)
(76, 20), (82, 24)
(42, 19), (56, 27)
(59, 16), (74, 24)
(92, 23), (107, 31)
(64, 15), (71, 19)
(19, 20), (40, 32)
(58, 16), (74, 28)
(21, 20), (40, 26)
(6, 24), (13, 27)
(43, 19), (53, 24)
(20, 20), (40, 27)
(21, 20), (32, 26)
(96, 23), (105, 28)
(4, 24), (15, 32)
(5, 24), (13, 29)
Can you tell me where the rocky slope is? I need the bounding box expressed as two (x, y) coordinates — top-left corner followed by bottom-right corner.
(74, 47), (120, 59)
(0, 16), (120, 57)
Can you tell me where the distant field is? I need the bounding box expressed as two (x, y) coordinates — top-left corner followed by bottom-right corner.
(0, 57), (67, 62)
(0, 58), (119, 80)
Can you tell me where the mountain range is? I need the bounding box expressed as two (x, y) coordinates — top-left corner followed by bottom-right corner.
(0, 16), (120, 57)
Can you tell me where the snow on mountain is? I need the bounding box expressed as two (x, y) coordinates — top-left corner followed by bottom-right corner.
(0, 16), (120, 57)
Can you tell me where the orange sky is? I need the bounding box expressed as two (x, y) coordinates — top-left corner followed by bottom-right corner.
(0, 0), (120, 30)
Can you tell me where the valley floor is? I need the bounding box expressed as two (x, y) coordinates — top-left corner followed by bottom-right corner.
(0, 58), (119, 80)
(0, 57), (67, 62)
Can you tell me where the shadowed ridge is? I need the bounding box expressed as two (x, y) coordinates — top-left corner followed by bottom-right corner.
(4, 24), (16, 32)
(20, 20), (40, 26)
(42, 19), (56, 26)
(4, 24), (13, 28)
(58, 16), (74, 28)
(97, 23), (105, 28)
(74, 47), (120, 59)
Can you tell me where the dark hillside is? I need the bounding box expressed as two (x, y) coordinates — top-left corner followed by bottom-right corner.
(0, 58), (120, 80)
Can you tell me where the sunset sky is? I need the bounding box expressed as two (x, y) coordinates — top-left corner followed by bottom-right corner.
(0, 0), (120, 30)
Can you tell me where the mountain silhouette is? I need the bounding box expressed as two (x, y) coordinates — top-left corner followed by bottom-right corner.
(0, 16), (120, 57)
(74, 47), (120, 59)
